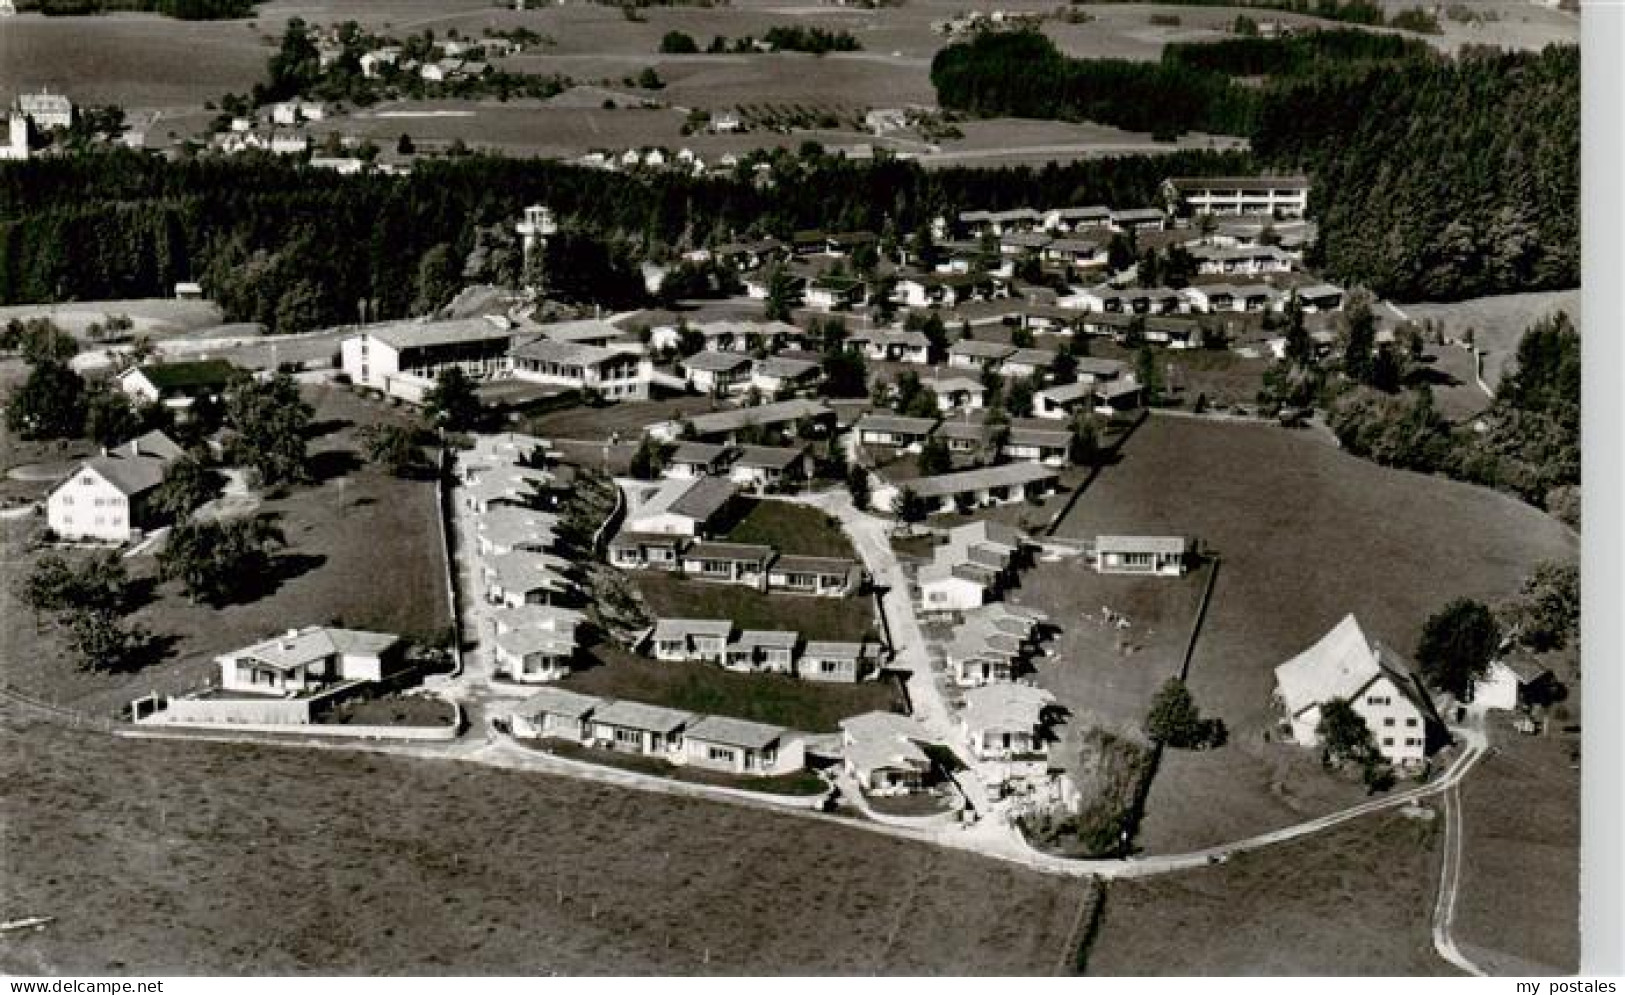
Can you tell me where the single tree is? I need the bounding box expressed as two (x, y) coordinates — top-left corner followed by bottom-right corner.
(159, 517), (286, 606)
(151, 454), (224, 520)
(893, 485), (927, 523)
(423, 366), (482, 432)
(225, 372), (313, 486)
(5, 360), (86, 439)
(64, 607), (148, 673)
(1416, 597), (1502, 698)
(1145, 678), (1204, 748)
(846, 464), (871, 509)
(917, 436), (952, 476)
(358, 423), (429, 477)
(1317, 697), (1378, 766)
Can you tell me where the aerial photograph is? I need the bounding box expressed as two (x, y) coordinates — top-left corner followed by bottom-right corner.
(0, 0), (1588, 978)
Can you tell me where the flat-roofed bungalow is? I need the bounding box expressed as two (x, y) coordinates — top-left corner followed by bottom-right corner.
(511, 686), (602, 741)
(959, 683), (1060, 761)
(767, 555), (863, 598)
(839, 711), (937, 795)
(683, 715), (805, 775)
(904, 462), (1061, 515)
(728, 445), (812, 492)
(492, 626), (577, 683)
(800, 640), (881, 683)
(1094, 534), (1192, 576)
(587, 700), (695, 760)
(723, 630), (799, 674)
(682, 541), (775, 588)
(651, 618), (734, 662)
(608, 530), (687, 571)
(855, 413), (939, 450)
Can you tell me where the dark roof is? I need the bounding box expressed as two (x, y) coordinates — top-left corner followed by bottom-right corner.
(683, 351), (753, 373)
(908, 462), (1059, 499)
(949, 340), (1017, 360)
(856, 413), (939, 436)
(771, 555), (857, 576)
(685, 541), (775, 563)
(670, 476), (737, 521)
(126, 360), (239, 392)
(733, 445), (806, 470)
(1166, 175), (1310, 193)
(670, 442), (734, 465)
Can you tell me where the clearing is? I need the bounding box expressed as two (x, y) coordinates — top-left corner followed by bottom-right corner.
(1049, 413), (1576, 853)
(0, 717), (1085, 975)
(1399, 289), (1580, 389)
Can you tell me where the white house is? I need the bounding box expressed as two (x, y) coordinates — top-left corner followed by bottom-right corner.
(650, 618), (733, 663)
(847, 330), (931, 365)
(959, 683), (1058, 761)
(587, 700), (694, 761)
(682, 716), (806, 775)
(45, 431), (184, 542)
(728, 445), (811, 492)
(1273, 614), (1444, 766)
(855, 413), (939, 450)
(340, 318), (516, 400)
(681, 542), (774, 588)
(926, 376), (986, 413)
(947, 340), (1016, 373)
(216, 626), (403, 696)
(751, 355), (822, 396)
(116, 360), (239, 413)
(623, 475), (736, 537)
(1162, 175), (1311, 219)
(1094, 535), (1191, 576)
(800, 640), (880, 683)
(15, 89), (73, 130)
(1472, 657), (1555, 712)
(840, 711), (936, 795)
(723, 630), (799, 674)
(510, 686), (602, 741)
(766, 555), (861, 598)
(682, 350), (754, 395)
(491, 626), (576, 683)
(888, 462), (1061, 516)
(510, 338), (651, 401)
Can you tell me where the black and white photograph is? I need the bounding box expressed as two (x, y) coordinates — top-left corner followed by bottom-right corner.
(0, 0), (1615, 980)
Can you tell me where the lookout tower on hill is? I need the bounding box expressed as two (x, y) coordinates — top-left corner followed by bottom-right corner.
(516, 204), (557, 296)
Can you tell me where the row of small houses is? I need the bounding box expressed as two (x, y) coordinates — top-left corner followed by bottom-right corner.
(641, 620), (884, 684)
(457, 434), (592, 685)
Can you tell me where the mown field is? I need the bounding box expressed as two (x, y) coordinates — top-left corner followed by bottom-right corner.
(1401, 289), (1580, 389)
(0, 716), (1088, 975)
(1085, 809), (1452, 975)
(0, 385), (450, 717)
(1049, 413), (1577, 853)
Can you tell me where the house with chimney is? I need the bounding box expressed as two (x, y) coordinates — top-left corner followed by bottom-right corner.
(45, 430), (184, 542)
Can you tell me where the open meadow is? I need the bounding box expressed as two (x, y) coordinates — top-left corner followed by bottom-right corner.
(0, 716), (1088, 975)
(0, 385), (450, 718)
(1047, 413), (1576, 853)
(1085, 809), (1451, 975)
(1401, 289), (1580, 389)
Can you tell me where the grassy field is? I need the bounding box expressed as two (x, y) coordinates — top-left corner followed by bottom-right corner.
(1452, 714), (1581, 974)
(565, 643), (900, 734)
(0, 300), (228, 341)
(1049, 413), (1577, 853)
(632, 571), (878, 643)
(1085, 810), (1451, 975)
(0, 385), (450, 718)
(522, 395), (718, 442)
(1399, 289), (1580, 389)
(0, 716), (1087, 975)
(720, 498), (856, 559)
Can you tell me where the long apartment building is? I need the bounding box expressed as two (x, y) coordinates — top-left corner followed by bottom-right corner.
(1161, 176), (1311, 219)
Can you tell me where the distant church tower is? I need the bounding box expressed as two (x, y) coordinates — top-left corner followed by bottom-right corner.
(515, 204), (556, 296)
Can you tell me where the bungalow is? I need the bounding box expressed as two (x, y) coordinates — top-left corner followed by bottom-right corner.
(1094, 379), (1146, 415)
(650, 618), (733, 663)
(947, 618), (1029, 686)
(1001, 348), (1058, 382)
(1297, 284), (1346, 313)
(474, 508), (559, 556)
(1273, 614), (1444, 766)
(723, 630), (799, 675)
(664, 442), (735, 479)
(729, 445), (812, 492)
(1033, 381), (1094, 421)
(926, 376), (987, 413)
(751, 355), (823, 395)
(681, 541), (775, 587)
(959, 682), (1060, 761)
(510, 338), (650, 401)
(713, 237), (787, 271)
(683, 715), (806, 775)
(957, 207), (1043, 236)
(947, 339), (1016, 373)
(491, 603), (583, 639)
(1043, 237), (1109, 269)
(216, 626), (403, 696)
(607, 530), (687, 571)
(1094, 535), (1191, 576)
(767, 555), (862, 597)
(999, 231), (1053, 257)
(742, 270), (805, 302)
(893, 271), (988, 309)
(1179, 284), (1237, 314)
(847, 329), (931, 365)
(482, 552), (576, 607)
(839, 711), (937, 795)
(1042, 206), (1111, 232)
(805, 275), (866, 312)
(855, 412), (939, 450)
(801, 640), (881, 683)
(1190, 244), (1294, 277)
(918, 521), (1031, 613)
(934, 417), (993, 457)
(650, 399), (835, 445)
(116, 360), (240, 412)
(1004, 422), (1073, 465)
(1109, 207), (1166, 233)
(901, 462), (1061, 515)
(623, 475), (737, 537)
(45, 430), (184, 542)
(587, 700), (694, 760)
(491, 626), (576, 683)
(683, 350), (754, 395)
(462, 467), (558, 513)
(1062, 287), (1182, 315)
(510, 686), (601, 742)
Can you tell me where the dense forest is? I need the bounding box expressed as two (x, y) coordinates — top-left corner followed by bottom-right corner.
(933, 32), (1579, 301)
(0, 148), (1252, 332)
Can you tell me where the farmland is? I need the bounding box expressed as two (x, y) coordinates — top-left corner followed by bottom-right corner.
(1085, 809), (1451, 975)
(1047, 413), (1576, 853)
(0, 716), (1086, 975)
(0, 385), (451, 717)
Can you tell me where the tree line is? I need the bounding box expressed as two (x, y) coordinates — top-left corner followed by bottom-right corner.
(932, 31), (1578, 301)
(21, 0), (256, 18)
(0, 147), (1253, 332)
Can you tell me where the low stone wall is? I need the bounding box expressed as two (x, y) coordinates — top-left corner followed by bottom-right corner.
(139, 697), (462, 741)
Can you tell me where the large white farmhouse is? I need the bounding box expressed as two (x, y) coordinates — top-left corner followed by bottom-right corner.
(1273, 614), (1444, 766)
(45, 430), (184, 542)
